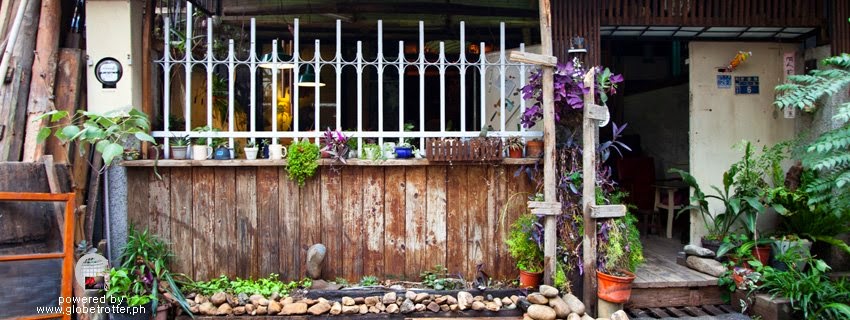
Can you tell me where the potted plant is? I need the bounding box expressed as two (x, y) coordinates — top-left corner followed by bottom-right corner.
(190, 126), (214, 160)
(506, 213), (544, 288)
(106, 228), (192, 320)
(170, 135), (189, 160)
(244, 140), (259, 160)
(287, 138), (320, 186)
(321, 128), (350, 163)
(395, 142), (414, 159)
(596, 210), (644, 304)
(259, 139), (271, 159)
(362, 143), (382, 161)
(526, 139), (543, 158)
(505, 137), (524, 158)
(212, 139), (231, 160)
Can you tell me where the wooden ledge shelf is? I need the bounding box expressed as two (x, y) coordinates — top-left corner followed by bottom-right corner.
(120, 158), (541, 167)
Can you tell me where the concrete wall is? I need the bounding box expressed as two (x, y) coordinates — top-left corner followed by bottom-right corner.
(688, 42), (799, 244)
(622, 84), (689, 179)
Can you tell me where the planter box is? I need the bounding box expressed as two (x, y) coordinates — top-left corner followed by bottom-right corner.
(731, 290), (794, 320)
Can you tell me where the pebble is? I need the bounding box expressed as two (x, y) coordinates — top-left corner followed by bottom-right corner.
(511, 295), (519, 304)
(434, 295), (448, 304)
(359, 305), (368, 314)
(386, 303), (399, 313)
(369, 306), (380, 313)
(244, 304), (255, 313)
(502, 297), (513, 305)
(415, 304), (426, 312)
(457, 291), (473, 310)
(567, 313), (581, 320)
(307, 301), (331, 315)
(493, 297), (502, 307)
(400, 299), (415, 314)
(267, 301), (282, 314)
(194, 294), (207, 305)
(383, 292), (398, 304)
(237, 293), (249, 305)
(342, 296), (356, 306)
(342, 305), (360, 314)
(471, 301), (486, 311)
(302, 298), (317, 306)
(527, 305), (556, 320)
(232, 306), (246, 315)
(216, 303), (232, 315)
(406, 291), (417, 300)
(281, 302), (307, 315)
(354, 297), (366, 304)
(563, 293), (586, 315)
(281, 297), (294, 305)
(414, 293), (429, 303)
(581, 314), (594, 320)
(210, 292), (227, 306)
(548, 296), (571, 318)
(449, 304), (458, 311)
(427, 302), (441, 312)
(485, 302), (500, 311)
(365, 296), (380, 306)
(527, 293), (549, 305)
(248, 294), (264, 306)
(539, 285), (559, 298)
(445, 295), (457, 305)
(257, 298), (270, 306)
(440, 304), (450, 312)
(198, 302), (216, 315)
(256, 305), (268, 315)
(330, 302), (342, 315)
(474, 295), (485, 302)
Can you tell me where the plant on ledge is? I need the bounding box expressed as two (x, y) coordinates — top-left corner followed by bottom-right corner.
(320, 128), (350, 164)
(286, 138), (319, 186)
(505, 213), (544, 288)
(519, 58), (623, 128)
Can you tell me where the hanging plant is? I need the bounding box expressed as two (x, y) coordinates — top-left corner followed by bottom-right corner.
(519, 58), (623, 128)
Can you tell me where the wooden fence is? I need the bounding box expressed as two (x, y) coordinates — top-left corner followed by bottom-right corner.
(126, 164), (537, 282)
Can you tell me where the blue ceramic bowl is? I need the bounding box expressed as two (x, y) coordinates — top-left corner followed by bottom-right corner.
(395, 147), (414, 159)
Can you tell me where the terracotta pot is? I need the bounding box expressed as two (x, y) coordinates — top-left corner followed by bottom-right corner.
(752, 245), (771, 266)
(597, 270), (636, 303)
(508, 147), (523, 158)
(518, 270), (543, 289)
(526, 140), (544, 157)
(155, 305), (169, 320)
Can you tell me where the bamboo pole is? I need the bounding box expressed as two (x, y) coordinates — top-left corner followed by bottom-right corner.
(22, 0), (61, 162)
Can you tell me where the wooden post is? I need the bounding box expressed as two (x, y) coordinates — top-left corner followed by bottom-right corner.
(22, 0), (61, 162)
(141, 0), (154, 159)
(45, 49), (83, 163)
(582, 69), (599, 316)
(537, 0), (559, 285)
(0, 0), (39, 161)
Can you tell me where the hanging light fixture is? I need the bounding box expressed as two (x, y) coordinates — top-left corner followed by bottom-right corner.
(297, 65), (325, 87)
(259, 52), (295, 69)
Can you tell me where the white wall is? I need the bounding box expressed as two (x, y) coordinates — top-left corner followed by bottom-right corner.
(688, 42), (799, 244)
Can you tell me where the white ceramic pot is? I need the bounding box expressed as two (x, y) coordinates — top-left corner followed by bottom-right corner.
(171, 146), (188, 160)
(244, 147), (259, 160)
(269, 144), (288, 160)
(191, 145), (213, 160)
(383, 142), (396, 159)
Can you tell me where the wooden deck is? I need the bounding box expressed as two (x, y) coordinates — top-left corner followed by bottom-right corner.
(628, 236), (724, 309)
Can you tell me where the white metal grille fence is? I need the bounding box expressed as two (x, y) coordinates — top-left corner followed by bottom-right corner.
(154, 2), (543, 158)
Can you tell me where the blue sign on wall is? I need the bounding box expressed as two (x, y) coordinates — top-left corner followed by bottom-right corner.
(717, 75), (732, 89)
(734, 76), (760, 94)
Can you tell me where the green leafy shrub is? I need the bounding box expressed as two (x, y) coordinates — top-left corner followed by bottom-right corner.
(506, 214), (544, 273)
(186, 274), (311, 297)
(753, 254), (850, 319)
(286, 139), (319, 186)
(359, 275), (379, 286)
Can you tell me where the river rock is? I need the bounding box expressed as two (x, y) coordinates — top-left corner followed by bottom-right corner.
(414, 293), (429, 303)
(354, 297), (365, 304)
(567, 313), (581, 320)
(511, 295), (519, 304)
(427, 302), (441, 312)
(684, 244), (716, 257)
(687, 255), (726, 277)
(233, 306), (246, 315)
(449, 304), (458, 311)
(539, 285), (559, 298)
(210, 292), (227, 306)
(302, 298), (317, 306)
(493, 297), (502, 307)
(485, 302), (500, 311)
(611, 310), (630, 320)
(199, 302), (216, 315)
(268, 301), (282, 314)
(502, 297), (513, 305)
(217, 303), (232, 315)
(342, 296), (356, 306)
(330, 302), (342, 315)
(257, 298), (270, 306)
(359, 305), (368, 314)
(369, 306), (380, 313)
(377, 302), (386, 311)
(527, 293), (549, 305)
(548, 296), (571, 318)
(306, 243), (327, 279)
(360, 296), (376, 306)
(457, 292), (473, 310)
(386, 303), (399, 313)
(415, 304), (426, 312)
(471, 301), (486, 311)
(406, 291), (417, 300)
(400, 299), (415, 314)
(308, 301), (331, 315)
(581, 314), (594, 320)
(194, 294), (207, 305)
(434, 295), (448, 304)
(249, 294), (264, 305)
(237, 293), (249, 305)
(342, 305), (360, 314)
(244, 304), (255, 313)
(563, 293), (585, 315)
(446, 295), (457, 305)
(281, 297), (293, 305)
(256, 305), (267, 315)
(474, 295), (485, 302)
(383, 292), (398, 304)
(527, 305), (557, 320)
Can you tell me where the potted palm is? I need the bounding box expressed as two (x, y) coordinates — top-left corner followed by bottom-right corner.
(506, 213), (544, 288)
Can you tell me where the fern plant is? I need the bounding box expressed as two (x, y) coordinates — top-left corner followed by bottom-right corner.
(775, 53), (850, 215)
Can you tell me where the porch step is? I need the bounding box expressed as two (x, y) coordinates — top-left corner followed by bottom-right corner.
(628, 305), (750, 319)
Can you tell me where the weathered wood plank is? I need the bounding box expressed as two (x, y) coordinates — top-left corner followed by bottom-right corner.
(404, 167), (427, 279)
(445, 166), (468, 278)
(298, 169), (321, 279)
(0, 0), (39, 161)
(213, 167), (236, 277)
(235, 167), (258, 278)
(192, 167), (215, 281)
(320, 168), (343, 279)
(169, 168), (193, 278)
(256, 167), (279, 276)
(45, 49), (82, 163)
(342, 167), (364, 280)
(491, 166), (509, 277)
(149, 168), (171, 241)
(280, 167), (301, 280)
(22, 0), (62, 161)
(383, 167), (406, 279)
(362, 167), (385, 278)
(126, 168), (150, 230)
(424, 166), (447, 271)
(590, 204), (627, 218)
(467, 166), (489, 278)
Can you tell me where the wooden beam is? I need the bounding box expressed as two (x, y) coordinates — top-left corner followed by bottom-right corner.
(22, 0), (61, 162)
(582, 68), (599, 316)
(537, 0), (558, 287)
(141, 0), (154, 159)
(0, 0), (39, 161)
(590, 204), (627, 218)
(45, 48), (82, 163)
(509, 51), (557, 67)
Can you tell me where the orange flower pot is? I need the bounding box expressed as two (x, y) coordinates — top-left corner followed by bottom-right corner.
(597, 270), (636, 303)
(519, 270), (543, 289)
(752, 245), (771, 267)
(526, 140), (544, 158)
(508, 148), (524, 158)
